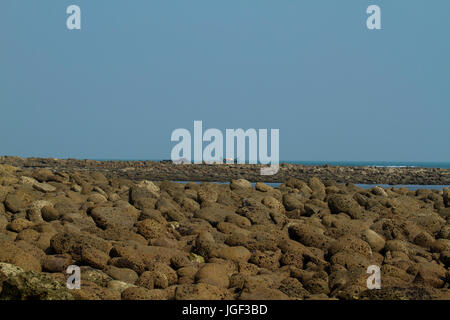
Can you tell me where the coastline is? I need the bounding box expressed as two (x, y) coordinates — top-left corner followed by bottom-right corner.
(1, 156), (449, 185)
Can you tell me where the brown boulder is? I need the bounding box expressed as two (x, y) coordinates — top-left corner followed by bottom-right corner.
(50, 230), (112, 261)
(195, 263), (230, 288)
(0, 241), (42, 272)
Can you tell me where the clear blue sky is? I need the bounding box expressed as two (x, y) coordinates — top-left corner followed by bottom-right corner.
(1, 0), (449, 161)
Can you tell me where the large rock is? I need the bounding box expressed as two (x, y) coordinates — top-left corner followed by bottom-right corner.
(129, 186), (159, 209)
(195, 263), (230, 288)
(136, 218), (167, 240)
(81, 246), (110, 269)
(42, 254), (73, 273)
(328, 235), (373, 257)
(137, 180), (160, 196)
(414, 261), (447, 288)
(213, 246), (251, 263)
(282, 193), (304, 211)
(107, 280), (136, 293)
(50, 230), (112, 261)
(288, 223), (334, 251)
(110, 244), (188, 274)
(194, 205), (235, 226)
(27, 200), (54, 222)
(105, 266), (139, 284)
(7, 218), (33, 233)
(0, 271), (74, 300)
(249, 250), (282, 271)
(89, 206), (139, 230)
(41, 206), (60, 222)
(230, 179), (252, 190)
(255, 182), (273, 192)
(4, 194), (25, 213)
(309, 177), (326, 200)
(261, 197), (285, 214)
(0, 241), (42, 272)
(361, 229), (386, 252)
(0, 263), (25, 282)
(33, 182), (57, 193)
(327, 194), (362, 219)
(238, 199), (274, 225)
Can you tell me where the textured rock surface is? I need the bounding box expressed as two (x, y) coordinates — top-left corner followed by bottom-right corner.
(0, 163), (448, 300)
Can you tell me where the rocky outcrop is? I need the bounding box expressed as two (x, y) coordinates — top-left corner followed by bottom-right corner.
(1, 156), (449, 185)
(0, 164), (448, 300)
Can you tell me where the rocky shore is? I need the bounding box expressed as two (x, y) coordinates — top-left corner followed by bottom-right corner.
(1, 156), (449, 185)
(0, 162), (449, 300)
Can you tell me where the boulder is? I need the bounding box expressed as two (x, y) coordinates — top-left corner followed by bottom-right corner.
(214, 246), (251, 263)
(361, 229), (386, 252)
(230, 179), (252, 190)
(195, 263), (230, 288)
(327, 194), (362, 219)
(50, 230), (112, 261)
(89, 206), (138, 230)
(0, 271), (74, 300)
(0, 241), (42, 272)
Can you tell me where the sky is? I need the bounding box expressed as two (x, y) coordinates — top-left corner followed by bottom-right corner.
(0, 0), (449, 162)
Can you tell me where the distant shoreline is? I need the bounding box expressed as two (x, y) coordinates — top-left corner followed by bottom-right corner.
(1, 156), (449, 185)
(2, 156), (450, 169)
(91, 159), (450, 169)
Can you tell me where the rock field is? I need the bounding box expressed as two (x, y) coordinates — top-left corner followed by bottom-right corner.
(0, 163), (449, 300)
